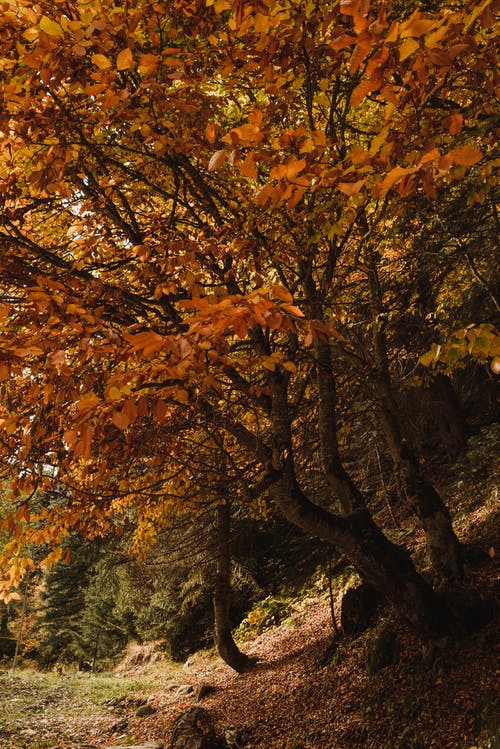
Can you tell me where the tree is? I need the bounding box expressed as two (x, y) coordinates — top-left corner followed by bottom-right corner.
(37, 537), (101, 667)
(0, 0), (497, 646)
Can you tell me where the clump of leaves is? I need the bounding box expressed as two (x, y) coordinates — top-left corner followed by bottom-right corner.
(235, 595), (295, 637)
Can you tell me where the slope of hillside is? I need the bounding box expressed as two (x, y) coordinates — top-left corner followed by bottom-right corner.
(1, 435), (498, 749)
(1, 545), (498, 749)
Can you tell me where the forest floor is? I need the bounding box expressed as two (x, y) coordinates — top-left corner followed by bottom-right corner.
(0, 457), (499, 749)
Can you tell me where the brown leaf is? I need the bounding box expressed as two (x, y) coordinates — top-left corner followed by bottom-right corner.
(208, 149), (227, 171)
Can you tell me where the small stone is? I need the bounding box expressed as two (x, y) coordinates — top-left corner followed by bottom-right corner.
(135, 703), (157, 717)
(175, 684), (195, 697)
(224, 726), (250, 748)
(195, 684), (216, 702)
(170, 707), (225, 749)
(110, 718), (129, 733)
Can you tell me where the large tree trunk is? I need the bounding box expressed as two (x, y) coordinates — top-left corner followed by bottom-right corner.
(269, 370), (451, 640)
(367, 250), (463, 586)
(299, 257), (364, 514)
(314, 339), (366, 513)
(213, 500), (251, 673)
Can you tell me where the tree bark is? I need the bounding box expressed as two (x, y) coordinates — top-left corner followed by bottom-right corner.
(367, 250), (463, 585)
(299, 257), (364, 514)
(268, 370), (451, 640)
(213, 500), (251, 673)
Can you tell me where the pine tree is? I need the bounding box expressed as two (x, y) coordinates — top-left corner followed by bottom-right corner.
(37, 538), (100, 667)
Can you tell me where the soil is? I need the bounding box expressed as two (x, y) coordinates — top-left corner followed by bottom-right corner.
(1, 553), (498, 749)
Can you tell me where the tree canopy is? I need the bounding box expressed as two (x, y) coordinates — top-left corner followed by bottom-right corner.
(0, 0), (498, 644)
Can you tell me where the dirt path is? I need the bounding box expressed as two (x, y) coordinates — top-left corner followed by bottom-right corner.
(1, 570), (498, 749)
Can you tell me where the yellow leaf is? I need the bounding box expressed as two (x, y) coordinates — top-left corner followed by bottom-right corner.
(116, 47), (134, 71)
(262, 357), (277, 371)
(23, 27), (39, 42)
(92, 53), (112, 69)
(399, 37), (419, 61)
(488, 546), (495, 558)
(425, 23), (449, 48)
(40, 15), (63, 36)
(400, 17), (437, 38)
(254, 12), (269, 33)
(419, 351), (435, 367)
(490, 357), (500, 375)
(108, 386), (122, 400)
(369, 126), (389, 156)
(175, 389), (189, 403)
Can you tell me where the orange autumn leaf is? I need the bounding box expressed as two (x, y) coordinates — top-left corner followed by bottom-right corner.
(116, 47), (134, 71)
(112, 410), (129, 430)
(92, 53), (112, 69)
(448, 145), (482, 166)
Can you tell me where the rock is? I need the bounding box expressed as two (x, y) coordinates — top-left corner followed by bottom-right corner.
(109, 718), (129, 733)
(195, 684), (216, 702)
(136, 703), (157, 717)
(365, 623), (398, 675)
(224, 726), (250, 748)
(341, 583), (383, 636)
(175, 684), (195, 697)
(169, 706), (226, 749)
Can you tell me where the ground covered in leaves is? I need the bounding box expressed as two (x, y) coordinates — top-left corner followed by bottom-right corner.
(1, 489), (499, 749)
(1, 569), (498, 748)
